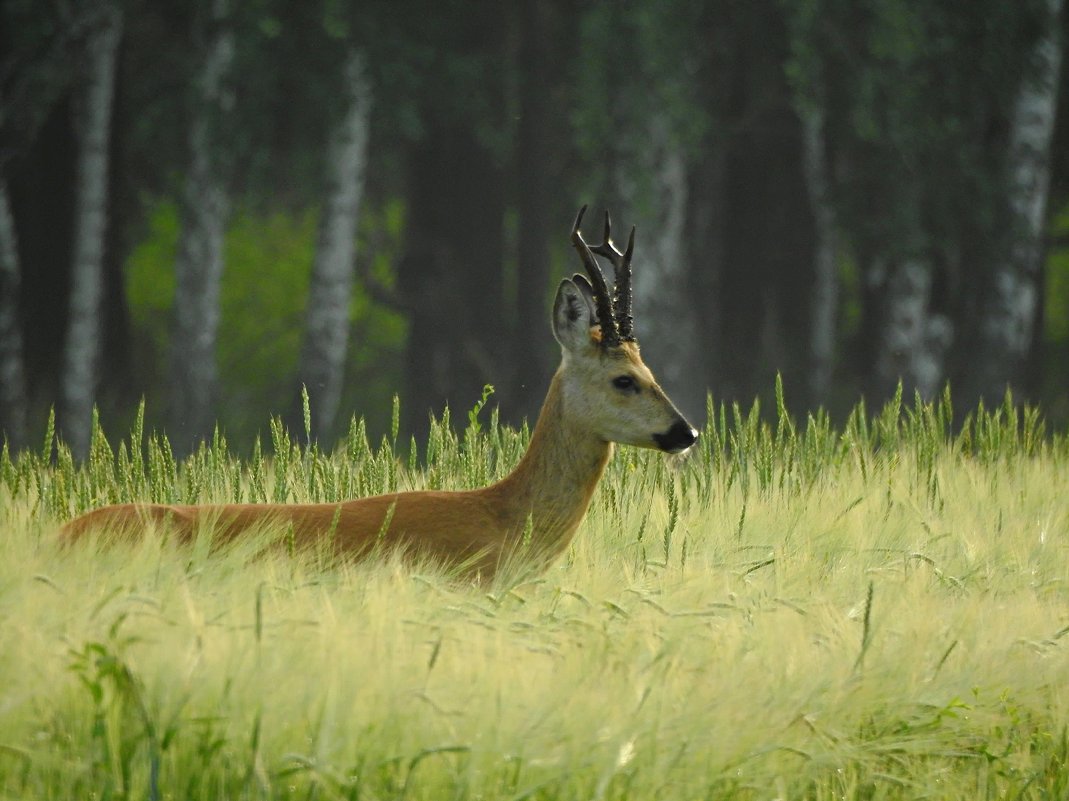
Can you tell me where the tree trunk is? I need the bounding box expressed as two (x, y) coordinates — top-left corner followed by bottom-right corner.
(400, 123), (506, 437)
(685, 3), (731, 405)
(615, 119), (703, 422)
(5, 100), (77, 408)
(58, 3), (122, 460)
(715, 0), (815, 405)
(511, 0), (556, 423)
(0, 7), (96, 163)
(169, 0), (234, 454)
(294, 48), (372, 443)
(0, 177), (28, 448)
(872, 258), (952, 401)
(800, 108), (838, 406)
(973, 0), (1064, 402)
(686, 145), (727, 401)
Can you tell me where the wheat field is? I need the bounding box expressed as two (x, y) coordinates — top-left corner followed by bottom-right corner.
(2, 385), (1068, 799)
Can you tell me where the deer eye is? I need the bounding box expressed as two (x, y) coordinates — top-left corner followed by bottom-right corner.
(612, 375), (637, 392)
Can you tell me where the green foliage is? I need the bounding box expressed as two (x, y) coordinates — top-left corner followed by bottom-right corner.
(125, 202), (180, 358)
(125, 202), (316, 442)
(573, 0), (709, 204)
(1046, 203), (1069, 344)
(220, 209), (317, 392)
(1041, 203), (1069, 420)
(333, 199), (408, 443)
(783, 0), (1053, 260)
(124, 199), (407, 447)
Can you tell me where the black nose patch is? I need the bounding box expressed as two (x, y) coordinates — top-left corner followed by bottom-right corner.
(654, 420), (698, 454)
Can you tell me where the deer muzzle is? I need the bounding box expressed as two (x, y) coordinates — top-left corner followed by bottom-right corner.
(654, 420), (698, 454)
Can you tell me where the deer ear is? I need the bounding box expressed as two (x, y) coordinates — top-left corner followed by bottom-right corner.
(553, 278), (595, 351)
(571, 273), (597, 312)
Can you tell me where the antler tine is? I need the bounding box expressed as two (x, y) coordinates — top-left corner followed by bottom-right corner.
(570, 206), (620, 345)
(615, 226), (636, 341)
(589, 210), (622, 265)
(588, 211), (636, 342)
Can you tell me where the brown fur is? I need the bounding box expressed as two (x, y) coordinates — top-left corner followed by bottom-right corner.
(62, 282), (693, 580)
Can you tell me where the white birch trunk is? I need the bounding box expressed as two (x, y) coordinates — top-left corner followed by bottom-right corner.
(978, 0), (1064, 398)
(295, 49), (372, 442)
(170, 0), (234, 451)
(874, 259), (952, 401)
(59, 3), (122, 460)
(619, 118), (702, 419)
(0, 177), (28, 447)
(800, 108), (838, 404)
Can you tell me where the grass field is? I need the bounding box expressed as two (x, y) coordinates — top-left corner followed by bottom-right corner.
(2, 384), (1069, 800)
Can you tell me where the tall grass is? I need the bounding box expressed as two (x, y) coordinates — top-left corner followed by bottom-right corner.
(2, 383), (1069, 799)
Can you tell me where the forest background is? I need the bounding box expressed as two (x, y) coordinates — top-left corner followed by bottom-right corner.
(1, 0), (1067, 459)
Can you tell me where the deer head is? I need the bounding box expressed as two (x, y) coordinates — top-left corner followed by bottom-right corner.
(551, 206), (698, 454)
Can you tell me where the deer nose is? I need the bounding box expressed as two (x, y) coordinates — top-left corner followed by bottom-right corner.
(654, 420), (698, 454)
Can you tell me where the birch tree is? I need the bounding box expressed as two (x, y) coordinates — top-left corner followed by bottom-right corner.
(295, 48), (372, 442)
(784, 0), (1054, 401)
(872, 259), (952, 400)
(0, 177), (28, 448)
(170, 0), (234, 453)
(624, 121), (699, 412)
(860, 175), (951, 402)
(59, 2), (122, 460)
(784, 4), (840, 404)
(576, 0), (706, 419)
(799, 110), (839, 404)
(784, 0), (951, 402)
(974, 0), (1064, 400)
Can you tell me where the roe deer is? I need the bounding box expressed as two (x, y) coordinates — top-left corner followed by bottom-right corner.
(62, 207), (698, 578)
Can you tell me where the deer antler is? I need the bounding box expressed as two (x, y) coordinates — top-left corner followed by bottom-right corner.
(570, 206), (620, 345)
(588, 211), (636, 342)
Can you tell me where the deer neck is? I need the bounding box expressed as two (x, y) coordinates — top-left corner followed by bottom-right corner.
(485, 369), (612, 557)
